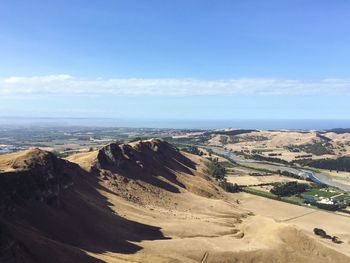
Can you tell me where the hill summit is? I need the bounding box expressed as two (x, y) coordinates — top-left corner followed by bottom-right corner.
(0, 139), (223, 262)
(0, 148), (73, 209)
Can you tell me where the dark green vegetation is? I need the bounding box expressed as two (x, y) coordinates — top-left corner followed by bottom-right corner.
(276, 170), (304, 180)
(295, 157), (350, 172)
(243, 184), (349, 211)
(303, 188), (335, 198)
(295, 154), (313, 159)
(205, 158), (239, 193)
(270, 181), (309, 197)
(302, 187), (350, 211)
(313, 228), (342, 244)
(316, 133), (332, 142)
(240, 168), (350, 211)
(249, 172), (270, 176)
(250, 154), (289, 165)
(267, 153), (282, 157)
(292, 142), (334, 156)
(313, 202), (344, 211)
(219, 135), (229, 145)
(218, 180), (240, 193)
(181, 146), (204, 156)
(205, 158), (226, 180)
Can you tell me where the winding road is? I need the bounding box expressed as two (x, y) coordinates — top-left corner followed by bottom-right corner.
(210, 147), (350, 192)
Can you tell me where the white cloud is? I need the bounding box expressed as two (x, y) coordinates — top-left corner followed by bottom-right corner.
(1, 75), (350, 96)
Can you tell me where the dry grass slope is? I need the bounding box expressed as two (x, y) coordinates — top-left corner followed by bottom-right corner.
(0, 139), (349, 262)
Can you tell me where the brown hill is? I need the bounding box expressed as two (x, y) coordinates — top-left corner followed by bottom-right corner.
(0, 139), (223, 263)
(1, 139), (350, 263)
(0, 149), (73, 209)
(67, 139), (222, 205)
(0, 147), (162, 262)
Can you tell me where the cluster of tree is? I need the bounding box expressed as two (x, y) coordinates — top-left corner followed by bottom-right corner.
(251, 149), (262, 154)
(205, 158), (226, 180)
(277, 170), (303, 180)
(205, 158), (241, 193)
(314, 228), (342, 244)
(268, 153), (282, 157)
(293, 142), (334, 156)
(286, 146), (301, 153)
(249, 172), (268, 176)
(316, 133), (332, 142)
(181, 146), (204, 156)
(219, 179), (240, 193)
(313, 202), (345, 211)
(270, 181), (309, 197)
(295, 154), (312, 159)
(294, 157), (350, 172)
(250, 154), (289, 165)
(219, 136), (229, 145)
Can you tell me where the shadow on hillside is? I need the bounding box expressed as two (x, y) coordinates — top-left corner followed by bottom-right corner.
(100, 143), (197, 193)
(1, 162), (170, 263)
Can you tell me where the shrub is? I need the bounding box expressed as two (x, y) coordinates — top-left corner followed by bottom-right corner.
(277, 170), (303, 180)
(205, 158), (226, 180)
(270, 182), (309, 197)
(181, 146), (203, 156)
(219, 180), (240, 193)
(314, 228), (327, 238)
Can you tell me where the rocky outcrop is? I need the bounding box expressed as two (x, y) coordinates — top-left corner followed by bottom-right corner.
(96, 139), (193, 171)
(93, 139), (197, 195)
(0, 149), (73, 210)
(96, 142), (126, 169)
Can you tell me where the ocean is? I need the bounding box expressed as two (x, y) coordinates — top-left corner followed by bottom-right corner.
(1, 117), (350, 131)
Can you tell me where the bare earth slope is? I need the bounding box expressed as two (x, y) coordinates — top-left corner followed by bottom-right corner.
(1, 139), (350, 262)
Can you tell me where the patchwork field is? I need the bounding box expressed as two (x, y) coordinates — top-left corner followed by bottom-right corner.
(226, 174), (307, 186)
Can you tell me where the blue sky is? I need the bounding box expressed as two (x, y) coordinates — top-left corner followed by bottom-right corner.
(0, 0), (350, 125)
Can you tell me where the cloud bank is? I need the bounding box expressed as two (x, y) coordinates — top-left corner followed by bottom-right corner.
(1, 74), (349, 96)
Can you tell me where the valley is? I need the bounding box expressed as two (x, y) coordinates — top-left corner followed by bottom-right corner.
(2, 127), (350, 262)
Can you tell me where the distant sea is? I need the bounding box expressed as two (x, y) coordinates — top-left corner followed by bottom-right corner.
(1, 117), (350, 131)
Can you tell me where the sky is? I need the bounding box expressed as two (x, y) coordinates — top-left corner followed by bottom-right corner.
(0, 0), (350, 127)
